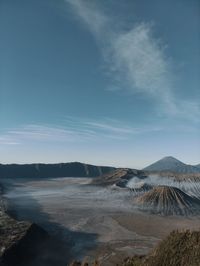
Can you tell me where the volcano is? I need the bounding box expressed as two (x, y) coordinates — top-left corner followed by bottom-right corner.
(143, 156), (200, 173)
(136, 186), (200, 216)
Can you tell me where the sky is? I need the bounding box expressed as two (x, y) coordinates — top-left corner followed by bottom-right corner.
(0, 0), (200, 168)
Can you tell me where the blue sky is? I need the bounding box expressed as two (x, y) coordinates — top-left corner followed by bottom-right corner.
(0, 0), (199, 168)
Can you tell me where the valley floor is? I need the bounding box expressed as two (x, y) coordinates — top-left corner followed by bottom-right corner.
(1, 177), (200, 266)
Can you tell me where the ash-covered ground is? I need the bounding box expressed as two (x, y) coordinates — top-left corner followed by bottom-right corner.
(1, 177), (200, 265)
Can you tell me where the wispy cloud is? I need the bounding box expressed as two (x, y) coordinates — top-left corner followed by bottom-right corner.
(1, 114), (199, 146)
(3, 124), (94, 144)
(110, 24), (174, 107)
(84, 121), (135, 134)
(66, 0), (108, 38)
(64, 116), (163, 135)
(0, 118), (163, 146)
(65, 0), (200, 121)
(0, 136), (20, 145)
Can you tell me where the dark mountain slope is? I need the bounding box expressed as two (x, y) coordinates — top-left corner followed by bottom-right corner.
(0, 186), (68, 266)
(0, 162), (115, 179)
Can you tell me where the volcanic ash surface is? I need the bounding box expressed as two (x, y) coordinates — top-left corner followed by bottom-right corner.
(136, 185), (200, 216)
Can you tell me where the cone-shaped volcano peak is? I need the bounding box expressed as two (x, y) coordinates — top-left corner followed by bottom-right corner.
(136, 185), (200, 216)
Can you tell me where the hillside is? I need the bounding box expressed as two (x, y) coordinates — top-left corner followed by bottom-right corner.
(0, 186), (69, 266)
(70, 230), (200, 266)
(143, 156), (200, 173)
(136, 185), (200, 216)
(92, 168), (147, 186)
(0, 162), (115, 179)
(122, 230), (200, 266)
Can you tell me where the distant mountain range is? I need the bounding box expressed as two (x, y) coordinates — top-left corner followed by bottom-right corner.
(0, 156), (199, 179)
(0, 162), (115, 179)
(143, 156), (200, 173)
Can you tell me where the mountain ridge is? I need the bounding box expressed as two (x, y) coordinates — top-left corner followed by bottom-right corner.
(0, 162), (115, 179)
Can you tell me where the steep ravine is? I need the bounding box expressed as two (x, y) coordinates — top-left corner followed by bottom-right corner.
(0, 185), (68, 266)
